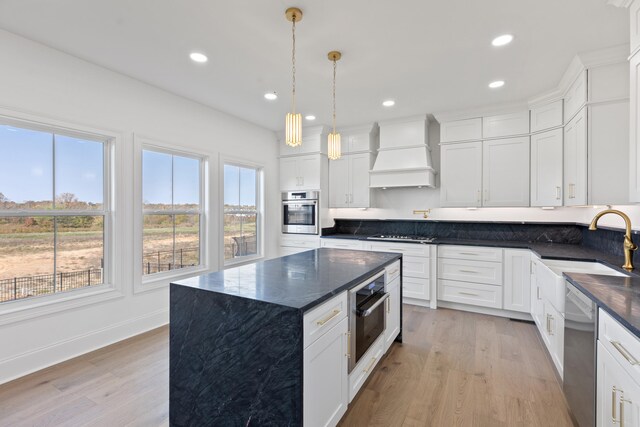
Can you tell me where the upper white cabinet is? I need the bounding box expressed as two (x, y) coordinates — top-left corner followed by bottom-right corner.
(530, 128), (563, 207)
(440, 141), (482, 207)
(564, 108), (588, 206)
(280, 154), (323, 191)
(329, 153), (372, 208)
(564, 71), (588, 122)
(530, 101), (563, 133)
(482, 137), (530, 207)
(482, 111), (530, 138)
(440, 118), (482, 143)
(279, 126), (329, 157)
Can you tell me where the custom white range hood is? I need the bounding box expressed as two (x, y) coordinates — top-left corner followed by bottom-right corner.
(369, 115), (436, 188)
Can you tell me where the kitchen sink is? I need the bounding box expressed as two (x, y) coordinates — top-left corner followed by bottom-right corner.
(541, 260), (629, 278)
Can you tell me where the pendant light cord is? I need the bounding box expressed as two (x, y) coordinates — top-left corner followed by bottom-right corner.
(332, 58), (337, 133)
(291, 17), (296, 114)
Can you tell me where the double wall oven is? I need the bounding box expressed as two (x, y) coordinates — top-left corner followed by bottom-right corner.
(349, 270), (388, 372)
(281, 191), (319, 235)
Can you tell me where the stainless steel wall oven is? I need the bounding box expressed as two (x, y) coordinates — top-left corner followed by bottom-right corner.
(281, 191), (319, 235)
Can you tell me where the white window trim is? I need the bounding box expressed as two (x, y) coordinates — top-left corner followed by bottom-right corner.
(220, 155), (265, 267)
(133, 135), (212, 293)
(0, 108), (123, 326)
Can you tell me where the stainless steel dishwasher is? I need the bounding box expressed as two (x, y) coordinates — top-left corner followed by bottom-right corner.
(563, 281), (598, 427)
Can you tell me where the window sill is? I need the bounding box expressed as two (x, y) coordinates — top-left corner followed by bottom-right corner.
(136, 265), (210, 294)
(0, 284), (123, 326)
(224, 255), (264, 268)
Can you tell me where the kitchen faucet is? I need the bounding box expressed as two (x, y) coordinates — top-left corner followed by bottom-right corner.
(588, 209), (637, 271)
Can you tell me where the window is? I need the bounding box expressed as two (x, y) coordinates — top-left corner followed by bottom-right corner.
(142, 149), (202, 275)
(0, 123), (108, 304)
(223, 164), (260, 263)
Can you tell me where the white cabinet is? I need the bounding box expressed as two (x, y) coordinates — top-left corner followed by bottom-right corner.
(329, 153), (372, 208)
(280, 234), (320, 257)
(598, 341), (640, 427)
(279, 154), (323, 191)
(530, 101), (563, 133)
(564, 71), (588, 122)
(482, 137), (530, 207)
(530, 258), (545, 329)
(530, 128), (563, 207)
(482, 111), (529, 138)
(632, 0), (640, 55)
(384, 277), (401, 353)
(563, 107), (588, 206)
(440, 118), (482, 142)
(631, 39), (640, 202)
(503, 249), (531, 314)
(303, 317), (349, 427)
(320, 239), (364, 250)
(440, 141), (482, 207)
(348, 337), (384, 402)
(542, 299), (564, 378)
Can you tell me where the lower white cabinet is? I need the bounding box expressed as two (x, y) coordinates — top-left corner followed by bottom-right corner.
(503, 249), (531, 313)
(542, 300), (564, 377)
(530, 257), (545, 329)
(384, 276), (401, 352)
(303, 317), (349, 427)
(348, 336), (384, 402)
(597, 341), (640, 427)
(281, 234), (320, 257)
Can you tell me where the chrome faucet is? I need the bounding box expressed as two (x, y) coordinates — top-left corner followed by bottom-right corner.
(588, 209), (637, 271)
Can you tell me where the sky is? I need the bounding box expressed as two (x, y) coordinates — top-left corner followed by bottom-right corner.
(0, 125), (103, 204)
(223, 164), (257, 207)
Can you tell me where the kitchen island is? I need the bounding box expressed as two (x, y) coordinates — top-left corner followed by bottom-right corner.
(169, 248), (402, 426)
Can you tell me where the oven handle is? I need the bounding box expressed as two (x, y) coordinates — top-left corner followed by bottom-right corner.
(350, 270), (386, 293)
(358, 293), (390, 317)
(282, 200), (317, 205)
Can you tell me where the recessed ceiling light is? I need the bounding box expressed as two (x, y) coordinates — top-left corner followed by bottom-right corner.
(189, 52), (208, 63)
(382, 100), (395, 107)
(492, 34), (514, 47)
(305, 115), (316, 121)
(489, 80), (505, 89)
(264, 92), (278, 100)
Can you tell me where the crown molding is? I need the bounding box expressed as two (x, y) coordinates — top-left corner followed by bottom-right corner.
(607, 0), (634, 8)
(377, 114), (429, 127)
(433, 101), (528, 124)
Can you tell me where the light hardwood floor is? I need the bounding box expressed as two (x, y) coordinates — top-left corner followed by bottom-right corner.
(0, 306), (574, 427)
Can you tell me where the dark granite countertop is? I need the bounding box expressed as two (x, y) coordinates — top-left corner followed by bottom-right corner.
(171, 248), (401, 312)
(564, 273), (640, 338)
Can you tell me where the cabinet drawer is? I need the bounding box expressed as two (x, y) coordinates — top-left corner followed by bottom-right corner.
(385, 261), (401, 283)
(599, 309), (640, 383)
(366, 242), (430, 257)
(304, 292), (348, 349)
(438, 279), (502, 309)
(437, 258), (503, 286)
(438, 245), (503, 263)
(281, 235), (320, 248)
(349, 336), (384, 402)
(320, 239), (364, 250)
(403, 256), (429, 279)
(403, 276), (429, 301)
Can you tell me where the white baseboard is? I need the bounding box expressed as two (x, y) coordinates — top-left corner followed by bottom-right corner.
(436, 301), (533, 321)
(0, 308), (169, 385)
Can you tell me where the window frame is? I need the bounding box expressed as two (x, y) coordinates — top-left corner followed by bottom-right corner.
(135, 136), (209, 292)
(0, 111), (121, 325)
(221, 157), (264, 267)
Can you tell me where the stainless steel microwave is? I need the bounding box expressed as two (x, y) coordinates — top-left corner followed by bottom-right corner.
(282, 191), (319, 235)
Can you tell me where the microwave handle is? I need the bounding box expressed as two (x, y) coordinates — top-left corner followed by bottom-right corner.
(282, 200), (317, 205)
(358, 293), (390, 317)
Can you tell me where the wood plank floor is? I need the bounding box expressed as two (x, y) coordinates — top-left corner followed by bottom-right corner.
(0, 305), (574, 427)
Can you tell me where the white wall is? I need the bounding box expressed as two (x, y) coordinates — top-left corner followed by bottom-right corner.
(329, 122), (640, 232)
(0, 30), (279, 384)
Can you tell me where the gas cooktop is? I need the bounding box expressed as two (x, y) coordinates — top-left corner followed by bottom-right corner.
(366, 234), (435, 244)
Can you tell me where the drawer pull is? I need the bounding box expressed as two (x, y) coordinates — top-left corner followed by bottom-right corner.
(458, 291), (479, 297)
(459, 269), (480, 274)
(364, 356), (377, 373)
(388, 248), (407, 252)
(346, 332), (351, 359)
(613, 386), (618, 423)
(316, 309), (341, 326)
(620, 393), (631, 427)
(459, 252), (480, 256)
(611, 340), (640, 366)
(387, 268), (400, 276)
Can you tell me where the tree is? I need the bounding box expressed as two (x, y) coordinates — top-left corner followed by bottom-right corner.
(56, 192), (78, 206)
(0, 192), (8, 203)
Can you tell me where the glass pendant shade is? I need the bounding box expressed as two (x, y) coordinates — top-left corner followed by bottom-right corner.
(328, 132), (341, 160)
(286, 113), (302, 147)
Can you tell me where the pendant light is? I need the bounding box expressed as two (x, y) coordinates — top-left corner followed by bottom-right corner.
(285, 7), (303, 147)
(327, 51), (342, 160)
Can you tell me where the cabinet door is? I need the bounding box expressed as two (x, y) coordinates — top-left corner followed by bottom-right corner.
(482, 137), (530, 207)
(543, 300), (564, 378)
(631, 53), (640, 203)
(530, 101), (563, 133)
(349, 153), (371, 208)
(503, 249), (531, 313)
(440, 141), (482, 207)
(280, 157), (300, 191)
(531, 128), (563, 207)
(440, 118), (482, 142)
(564, 71), (588, 122)
(303, 317), (349, 427)
(530, 266), (545, 329)
(299, 154), (322, 190)
(384, 278), (401, 353)
(598, 341), (640, 427)
(348, 133), (371, 153)
(329, 156), (350, 208)
(564, 108), (588, 206)
(482, 111), (529, 138)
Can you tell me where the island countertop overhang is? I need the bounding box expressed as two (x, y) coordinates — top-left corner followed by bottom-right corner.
(170, 248), (402, 312)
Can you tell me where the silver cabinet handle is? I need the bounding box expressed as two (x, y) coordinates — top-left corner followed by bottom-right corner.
(613, 386), (619, 424)
(459, 252), (480, 256)
(620, 392), (631, 427)
(459, 269), (479, 274)
(346, 331), (351, 359)
(386, 296), (390, 313)
(556, 186), (561, 200)
(459, 291), (479, 297)
(549, 315), (554, 335)
(536, 286), (542, 301)
(611, 340), (640, 366)
(316, 309), (341, 326)
(364, 356), (377, 373)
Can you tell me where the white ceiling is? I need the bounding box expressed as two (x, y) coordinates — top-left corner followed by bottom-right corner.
(0, 0), (629, 131)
